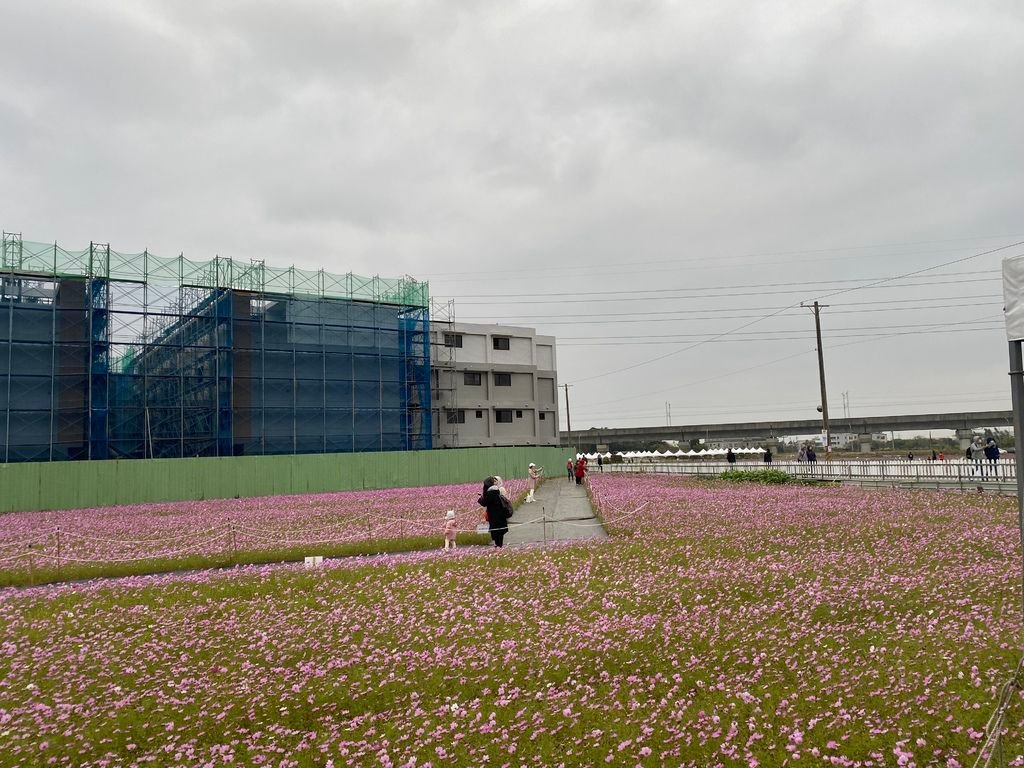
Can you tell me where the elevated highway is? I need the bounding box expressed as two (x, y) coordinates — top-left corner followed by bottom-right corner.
(567, 410), (1013, 450)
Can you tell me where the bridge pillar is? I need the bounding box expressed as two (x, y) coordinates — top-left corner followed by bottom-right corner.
(858, 434), (874, 453)
(955, 429), (975, 450)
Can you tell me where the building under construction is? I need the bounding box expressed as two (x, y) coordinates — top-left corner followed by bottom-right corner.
(0, 233), (431, 462)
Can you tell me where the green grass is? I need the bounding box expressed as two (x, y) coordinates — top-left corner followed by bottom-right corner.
(719, 468), (792, 484)
(0, 533), (492, 589)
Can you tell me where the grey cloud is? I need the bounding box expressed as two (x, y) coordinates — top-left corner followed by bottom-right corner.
(0, 0), (1022, 426)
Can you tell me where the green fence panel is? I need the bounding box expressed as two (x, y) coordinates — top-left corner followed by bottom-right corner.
(0, 445), (576, 514)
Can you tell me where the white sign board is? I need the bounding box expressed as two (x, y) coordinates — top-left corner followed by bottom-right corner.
(1003, 255), (1024, 341)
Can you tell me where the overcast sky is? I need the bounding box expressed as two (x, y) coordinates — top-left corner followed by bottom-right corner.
(2, 0), (1022, 431)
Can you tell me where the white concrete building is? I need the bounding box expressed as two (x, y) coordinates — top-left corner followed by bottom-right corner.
(430, 322), (559, 448)
(813, 432), (858, 449)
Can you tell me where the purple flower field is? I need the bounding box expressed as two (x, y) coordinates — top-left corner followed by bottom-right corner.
(0, 474), (1021, 767)
(0, 480), (526, 582)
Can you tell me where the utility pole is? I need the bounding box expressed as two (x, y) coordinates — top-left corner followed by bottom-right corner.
(665, 401), (672, 426)
(562, 383), (573, 451)
(802, 301), (830, 454)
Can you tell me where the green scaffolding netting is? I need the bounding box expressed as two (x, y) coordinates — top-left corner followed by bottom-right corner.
(0, 236), (428, 308)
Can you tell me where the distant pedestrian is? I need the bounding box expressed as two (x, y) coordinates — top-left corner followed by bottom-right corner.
(478, 476), (512, 548)
(566, 458), (574, 482)
(807, 446), (817, 464)
(763, 447), (773, 465)
(597, 454), (604, 472)
(907, 452), (914, 462)
(972, 437), (986, 476)
(726, 448), (736, 465)
(574, 457), (586, 485)
(526, 462), (542, 503)
(443, 509), (458, 550)
(984, 439), (1000, 477)
(939, 451), (944, 461)
(797, 446), (807, 463)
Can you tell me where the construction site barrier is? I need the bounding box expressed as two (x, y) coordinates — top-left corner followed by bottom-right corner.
(0, 446), (568, 514)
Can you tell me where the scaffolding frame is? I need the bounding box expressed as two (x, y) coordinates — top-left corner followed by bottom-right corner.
(0, 233), (432, 462)
(430, 299), (460, 448)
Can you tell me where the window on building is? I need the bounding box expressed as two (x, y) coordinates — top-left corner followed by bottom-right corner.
(443, 333), (463, 348)
(539, 412), (546, 420)
(494, 372), (511, 387)
(495, 409), (513, 424)
(464, 372), (482, 386)
(492, 336), (510, 351)
(445, 409), (466, 424)
(475, 410), (483, 419)
(515, 410), (523, 418)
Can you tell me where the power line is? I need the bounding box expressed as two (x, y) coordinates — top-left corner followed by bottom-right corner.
(453, 290), (1001, 308)
(573, 396), (1012, 422)
(558, 305), (1001, 338)
(559, 325), (1004, 346)
(468, 305), (1004, 327)
(572, 322), (1013, 411)
(461, 299), (1002, 324)
(443, 270), (999, 300)
(811, 241), (1024, 303)
(567, 242), (1024, 386)
(426, 234), (1024, 280)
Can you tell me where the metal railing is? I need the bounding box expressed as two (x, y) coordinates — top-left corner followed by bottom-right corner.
(605, 458), (1016, 484)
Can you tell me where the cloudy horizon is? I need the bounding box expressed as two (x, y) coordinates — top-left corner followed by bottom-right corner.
(2, 0), (1022, 431)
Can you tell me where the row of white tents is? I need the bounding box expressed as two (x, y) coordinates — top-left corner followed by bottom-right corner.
(576, 447), (767, 460)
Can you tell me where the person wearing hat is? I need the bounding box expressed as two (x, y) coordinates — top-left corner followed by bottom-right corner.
(526, 462), (543, 503)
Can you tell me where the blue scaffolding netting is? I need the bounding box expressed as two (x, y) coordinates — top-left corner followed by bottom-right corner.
(0, 233), (432, 462)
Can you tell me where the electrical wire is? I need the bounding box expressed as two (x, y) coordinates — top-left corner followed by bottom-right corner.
(559, 324), (1004, 346)
(443, 271), (999, 301)
(427, 234), (1024, 281)
(567, 242), (1024, 385)
(572, 395), (1011, 422)
(571, 322), (1014, 413)
(459, 298), (1002, 324)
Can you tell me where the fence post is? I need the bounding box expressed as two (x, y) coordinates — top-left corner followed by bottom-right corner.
(229, 522), (238, 564)
(27, 543), (35, 586)
(55, 527), (62, 580)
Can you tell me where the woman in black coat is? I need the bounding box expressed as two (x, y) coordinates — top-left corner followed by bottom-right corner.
(478, 476), (513, 548)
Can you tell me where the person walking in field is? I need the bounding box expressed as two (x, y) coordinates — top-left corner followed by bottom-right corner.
(478, 476), (513, 548)
(526, 462), (543, 503)
(442, 510), (458, 550)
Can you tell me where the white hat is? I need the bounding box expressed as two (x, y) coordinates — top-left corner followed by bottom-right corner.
(529, 463), (535, 467)
(445, 509), (456, 519)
